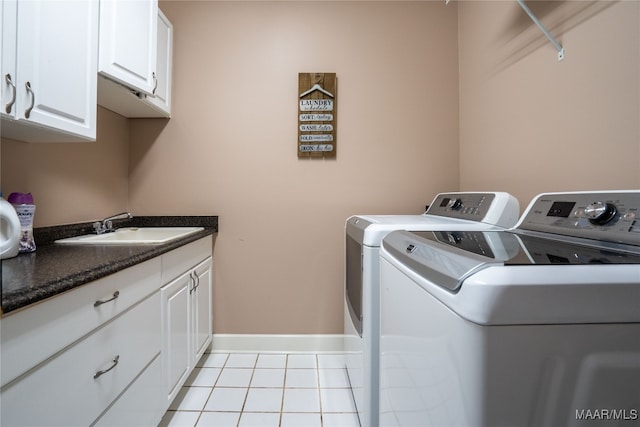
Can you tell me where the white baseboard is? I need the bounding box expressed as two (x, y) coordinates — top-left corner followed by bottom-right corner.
(210, 334), (345, 354)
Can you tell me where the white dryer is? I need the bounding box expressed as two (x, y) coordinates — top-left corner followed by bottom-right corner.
(344, 192), (520, 427)
(379, 191), (640, 426)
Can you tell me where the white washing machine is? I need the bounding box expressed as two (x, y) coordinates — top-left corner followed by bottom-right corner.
(379, 191), (640, 426)
(344, 192), (520, 427)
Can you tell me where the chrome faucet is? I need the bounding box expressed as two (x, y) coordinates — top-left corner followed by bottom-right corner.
(93, 212), (133, 234)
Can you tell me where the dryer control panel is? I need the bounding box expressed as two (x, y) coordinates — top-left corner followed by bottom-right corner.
(427, 193), (495, 220)
(517, 191), (640, 247)
(426, 192), (519, 227)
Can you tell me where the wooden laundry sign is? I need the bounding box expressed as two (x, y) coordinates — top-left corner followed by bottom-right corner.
(298, 73), (337, 158)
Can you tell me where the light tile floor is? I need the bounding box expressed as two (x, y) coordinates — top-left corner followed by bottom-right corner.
(158, 352), (361, 427)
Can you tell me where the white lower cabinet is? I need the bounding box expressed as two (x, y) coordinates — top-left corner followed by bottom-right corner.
(0, 292), (161, 426)
(161, 236), (213, 409)
(0, 258), (161, 388)
(0, 235), (214, 425)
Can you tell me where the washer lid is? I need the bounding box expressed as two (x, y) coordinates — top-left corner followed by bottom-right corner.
(415, 230), (640, 265)
(382, 230), (640, 292)
(381, 230), (640, 324)
(381, 230), (520, 291)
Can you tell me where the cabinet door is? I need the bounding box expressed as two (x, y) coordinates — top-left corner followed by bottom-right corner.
(99, 0), (158, 96)
(4, 0), (98, 140)
(192, 258), (213, 362)
(161, 271), (191, 408)
(0, 0), (17, 120)
(143, 8), (172, 116)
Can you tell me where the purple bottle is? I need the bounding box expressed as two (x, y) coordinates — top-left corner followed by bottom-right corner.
(8, 192), (36, 253)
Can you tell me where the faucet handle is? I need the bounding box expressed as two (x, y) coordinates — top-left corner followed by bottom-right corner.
(94, 212), (132, 234)
(93, 222), (104, 234)
(93, 221), (115, 235)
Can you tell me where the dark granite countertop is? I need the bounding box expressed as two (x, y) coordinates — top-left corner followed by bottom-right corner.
(1, 216), (218, 315)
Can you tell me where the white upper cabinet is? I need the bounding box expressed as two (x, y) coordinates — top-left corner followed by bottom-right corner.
(1, 0), (98, 142)
(98, 0), (158, 96)
(1, 0), (18, 122)
(97, 3), (173, 118)
(143, 8), (173, 116)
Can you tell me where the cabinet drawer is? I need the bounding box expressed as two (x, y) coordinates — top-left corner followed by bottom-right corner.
(0, 257), (161, 387)
(94, 354), (163, 427)
(0, 292), (161, 427)
(162, 236), (212, 284)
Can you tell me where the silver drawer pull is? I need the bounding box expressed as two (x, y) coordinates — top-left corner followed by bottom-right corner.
(94, 355), (119, 379)
(94, 291), (120, 307)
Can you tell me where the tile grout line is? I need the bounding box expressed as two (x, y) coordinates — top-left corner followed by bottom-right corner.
(317, 354), (325, 427)
(237, 353), (258, 427)
(278, 354), (290, 427)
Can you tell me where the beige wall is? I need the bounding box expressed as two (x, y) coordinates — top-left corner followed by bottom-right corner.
(1, 107), (129, 226)
(458, 0), (640, 205)
(4, 1), (636, 336)
(128, 1), (460, 334)
(1, 1), (459, 336)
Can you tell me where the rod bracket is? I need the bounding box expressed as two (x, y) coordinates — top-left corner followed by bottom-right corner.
(517, 0), (564, 61)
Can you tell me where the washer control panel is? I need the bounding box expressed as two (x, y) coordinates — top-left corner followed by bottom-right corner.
(518, 191), (640, 246)
(426, 193), (496, 221)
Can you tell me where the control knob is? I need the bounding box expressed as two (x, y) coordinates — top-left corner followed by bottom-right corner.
(446, 198), (463, 211)
(584, 201), (617, 225)
(446, 232), (463, 244)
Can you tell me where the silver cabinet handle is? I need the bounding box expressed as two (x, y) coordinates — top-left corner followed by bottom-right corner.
(152, 72), (158, 96)
(189, 272), (196, 294)
(94, 291), (120, 307)
(189, 271), (200, 294)
(4, 74), (16, 114)
(94, 355), (119, 379)
(24, 81), (34, 118)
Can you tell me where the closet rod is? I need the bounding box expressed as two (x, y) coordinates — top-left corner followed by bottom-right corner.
(517, 0), (565, 61)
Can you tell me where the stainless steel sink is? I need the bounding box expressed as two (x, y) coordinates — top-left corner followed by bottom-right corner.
(55, 227), (204, 245)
